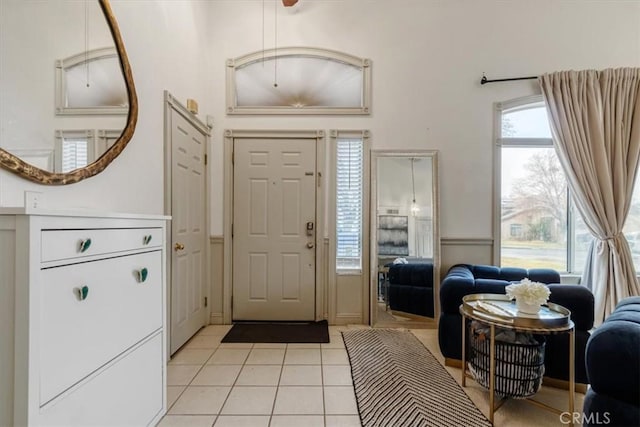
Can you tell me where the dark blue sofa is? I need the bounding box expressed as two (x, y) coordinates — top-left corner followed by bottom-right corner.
(438, 264), (594, 384)
(583, 296), (640, 426)
(388, 262), (434, 317)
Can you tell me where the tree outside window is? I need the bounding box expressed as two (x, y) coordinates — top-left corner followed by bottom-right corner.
(498, 98), (640, 273)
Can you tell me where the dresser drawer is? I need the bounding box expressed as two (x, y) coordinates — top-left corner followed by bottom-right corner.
(39, 333), (163, 427)
(39, 251), (163, 404)
(41, 228), (163, 263)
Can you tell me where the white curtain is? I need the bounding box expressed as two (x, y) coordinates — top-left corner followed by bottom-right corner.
(539, 68), (640, 326)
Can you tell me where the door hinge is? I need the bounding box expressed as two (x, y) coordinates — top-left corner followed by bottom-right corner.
(204, 154), (208, 165)
(231, 223), (234, 238)
(204, 297), (208, 307)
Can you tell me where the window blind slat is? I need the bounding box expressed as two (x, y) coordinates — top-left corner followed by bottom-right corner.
(336, 138), (363, 269)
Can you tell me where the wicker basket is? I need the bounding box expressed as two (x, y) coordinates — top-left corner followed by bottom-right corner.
(468, 330), (545, 399)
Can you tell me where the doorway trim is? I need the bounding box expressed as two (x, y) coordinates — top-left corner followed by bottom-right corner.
(163, 91), (211, 354)
(223, 129), (326, 324)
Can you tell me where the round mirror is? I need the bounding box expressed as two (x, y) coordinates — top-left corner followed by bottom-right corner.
(0, 0), (137, 185)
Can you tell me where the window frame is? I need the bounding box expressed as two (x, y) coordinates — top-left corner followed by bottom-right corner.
(55, 47), (128, 116)
(331, 130), (370, 275)
(494, 95), (582, 274)
(54, 129), (95, 173)
(226, 47), (371, 115)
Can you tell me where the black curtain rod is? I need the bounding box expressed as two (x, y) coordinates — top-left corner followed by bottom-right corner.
(480, 75), (538, 85)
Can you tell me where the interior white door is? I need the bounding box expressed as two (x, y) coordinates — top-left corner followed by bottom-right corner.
(170, 108), (207, 354)
(233, 138), (316, 321)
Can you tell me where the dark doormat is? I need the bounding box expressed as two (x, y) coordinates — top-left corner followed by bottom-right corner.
(221, 320), (330, 343)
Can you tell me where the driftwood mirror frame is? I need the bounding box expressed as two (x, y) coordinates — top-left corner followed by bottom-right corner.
(0, 0), (137, 185)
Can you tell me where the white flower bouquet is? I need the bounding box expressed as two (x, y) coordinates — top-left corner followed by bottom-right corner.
(505, 278), (551, 314)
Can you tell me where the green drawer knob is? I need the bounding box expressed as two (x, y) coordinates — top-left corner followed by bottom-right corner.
(78, 238), (92, 253)
(137, 267), (149, 283)
(143, 235), (153, 245)
(76, 285), (89, 301)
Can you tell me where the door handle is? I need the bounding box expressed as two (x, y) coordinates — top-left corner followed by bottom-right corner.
(174, 242), (185, 251)
(306, 242), (315, 249)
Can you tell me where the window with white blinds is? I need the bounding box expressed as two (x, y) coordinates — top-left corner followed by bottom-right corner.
(61, 137), (89, 173)
(336, 138), (364, 270)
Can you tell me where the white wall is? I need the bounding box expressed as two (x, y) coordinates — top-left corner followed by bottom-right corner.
(205, 0), (640, 240)
(0, 0), (214, 214)
(1, 0), (638, 237)
(0, 0), (124, 156)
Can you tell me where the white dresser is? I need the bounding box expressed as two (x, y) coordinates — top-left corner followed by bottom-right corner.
(0, 208), (169, 426)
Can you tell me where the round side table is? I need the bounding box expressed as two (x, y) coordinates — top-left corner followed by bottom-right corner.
(459, 293), (575, 426)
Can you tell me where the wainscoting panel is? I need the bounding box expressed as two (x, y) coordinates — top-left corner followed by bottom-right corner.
(322, 238), (330, 320)
(209, 236), (224, 324)
(440, 238), (494, 279)
(0, 225), (16, 427)
(335, 274), (364, 325)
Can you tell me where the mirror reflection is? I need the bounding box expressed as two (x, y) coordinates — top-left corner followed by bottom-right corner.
(373, 154), (438, 327)
(0, 0), (128, 173)
(57, 47), (128, 114)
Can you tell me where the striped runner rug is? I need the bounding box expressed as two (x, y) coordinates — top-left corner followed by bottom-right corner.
(343, 329), (491, 427)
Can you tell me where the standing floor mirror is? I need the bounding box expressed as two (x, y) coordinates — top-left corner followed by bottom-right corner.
(370, 150), (440, 328)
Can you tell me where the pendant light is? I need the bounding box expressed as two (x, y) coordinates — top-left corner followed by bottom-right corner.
(410, 158), (420, 216)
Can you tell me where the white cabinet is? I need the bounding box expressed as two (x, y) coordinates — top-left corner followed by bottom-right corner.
(0, 209), (169, 426)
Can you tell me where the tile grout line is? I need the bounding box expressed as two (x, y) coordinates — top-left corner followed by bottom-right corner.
(201, 329), (231, 426)
(165, 342), (220, 415)
(320, 340), (327, 427)
(214, 343), (254, 422)
(267, 344), (287, 426)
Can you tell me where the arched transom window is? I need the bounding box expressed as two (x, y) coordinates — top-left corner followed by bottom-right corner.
(226, 47), (371, 115)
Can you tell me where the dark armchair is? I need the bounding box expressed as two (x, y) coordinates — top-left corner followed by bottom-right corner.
(388, 262), (434, 317)
(438, 264), (594, 385)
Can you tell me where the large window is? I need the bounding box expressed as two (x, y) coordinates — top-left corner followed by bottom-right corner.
(336, 137), (364, 270)
(498, 97), (640, 273)
(623, 180), (640, 270)
(498, 98), (573, 272)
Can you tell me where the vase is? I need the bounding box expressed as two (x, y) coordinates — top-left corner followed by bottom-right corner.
(516, 299), (541, 315)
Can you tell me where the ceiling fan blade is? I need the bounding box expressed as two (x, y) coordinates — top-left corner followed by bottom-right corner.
(282, 0), (299, 6)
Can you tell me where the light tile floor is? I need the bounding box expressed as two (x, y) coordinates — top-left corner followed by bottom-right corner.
(160, 325), (584, 427)
(159, 325), (362, 427)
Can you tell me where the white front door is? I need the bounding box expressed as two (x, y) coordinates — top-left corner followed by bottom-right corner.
(232, 138), (316, 321)
(169, 107), (207, 353)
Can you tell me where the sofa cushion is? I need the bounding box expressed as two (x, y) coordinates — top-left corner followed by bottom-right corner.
(583, 388), (640, 427)
(547, 284), (594, 331)
(388, 263), (433, 288)
(467, 265), (561, 284)
(440, 264), (562, 315)
(492, 266), (528, 282)
(470, 264), (502, 280)
(586, 298), (640, 407)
